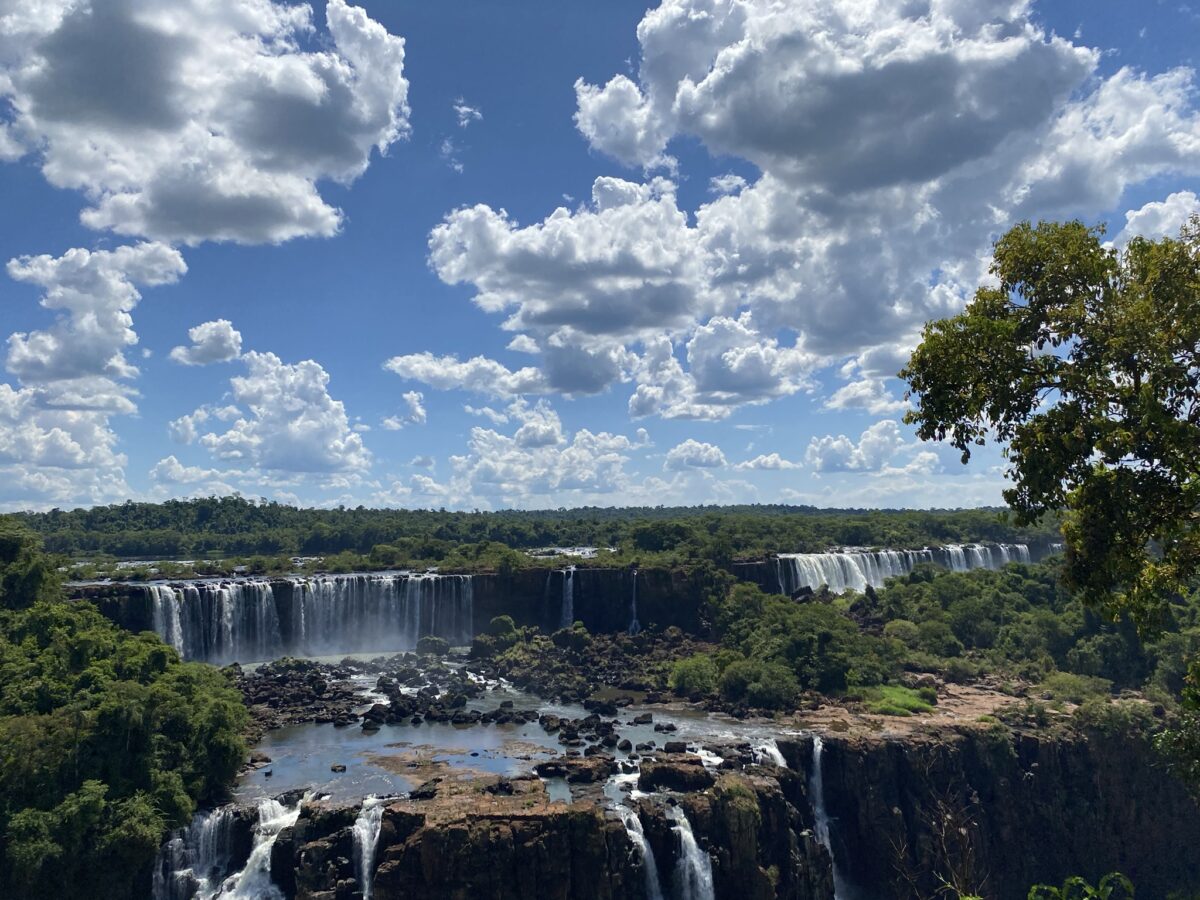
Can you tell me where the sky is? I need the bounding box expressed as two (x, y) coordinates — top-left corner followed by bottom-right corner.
(0, 0), (1198, 513)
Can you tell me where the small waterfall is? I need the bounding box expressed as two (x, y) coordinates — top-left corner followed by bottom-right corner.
(140, 573), (476, 663)
(218, 796), (303, 899)
(617, 806), (663, 900)
(628, 569), (641, 635)
(810, 736), (851, 899)
(560, 566), (575, 629)
(754, 739), (786, 768)
(352, 797), (387, 900)
(666, 805), (714, 900)
(152, 806), (238, 900)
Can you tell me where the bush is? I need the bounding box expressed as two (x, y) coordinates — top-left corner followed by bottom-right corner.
(883, 619), (920, 648)
(918, 619), (964, 657)
(719, 658), (799, 710)
(489, 615), (517, 637)
(670, 655), (719, 699)
(1038, 671), (1112, 704)
(855, 685), (934, 717)
(416, 635), (450, 656)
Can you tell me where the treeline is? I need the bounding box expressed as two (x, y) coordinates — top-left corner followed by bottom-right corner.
(0, 524), (247, 899)
(12, 496), (1060, 561)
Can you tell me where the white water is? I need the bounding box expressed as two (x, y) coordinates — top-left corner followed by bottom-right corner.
(667, 805), (715, 900)
(352, 796), (387, 900)
(152, 806), (238, 900)
(560, 565), (576, 629)
(617, 806), (664, 900)
(754, 739), (787, 768)
(145, 573), (474, 663)
(810, 736), (851, 899)
(217, 796), (303, 899)
(776, 543), (1030, 596)
(629, 569), (642, 635)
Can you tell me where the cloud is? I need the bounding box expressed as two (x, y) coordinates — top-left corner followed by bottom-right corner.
(169, 318), (242, 366)
(418, 0), (1200, 426)
(409, 454), (434, 468)
(1114, 191), (1200, 245)
(805, 419), (903, 473)
(440, 136), (464, 173)
(0, 242), (185, 508)
(464, 404), (509, 425)
(383, 390), (427, 430)
(454, 97), (482, 128)
(189, 351), (371, 473)
(6, 243), (186, 411)
(1, 0), (410, 245)
(384, 352), (548, 399)
(735, 453), (800, 471)
(664, 438), (726, 470)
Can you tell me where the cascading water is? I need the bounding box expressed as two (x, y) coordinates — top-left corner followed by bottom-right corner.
(809, 735), (851, 899)
(666, 805), (714, 900)
(754, 739), (787, 768)
(142, 573), (474, 663)
(352, 797), (387, 900)
(776, 543), (1030, 595)
(218, 796), (304, 899)
(629, 569), (641, 635)
(617, 806), (663, 900)
(152, 806), (238, 900)
(560, 565), (576, 629)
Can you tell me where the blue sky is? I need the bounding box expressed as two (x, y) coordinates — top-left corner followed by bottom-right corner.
(0, 0), (1198, 511)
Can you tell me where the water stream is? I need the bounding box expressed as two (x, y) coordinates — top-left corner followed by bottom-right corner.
(667, 804), (715, 900)
(352, 796), (387, 900)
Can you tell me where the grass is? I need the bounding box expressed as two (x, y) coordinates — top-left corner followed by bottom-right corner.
(854, 684), (936, 717)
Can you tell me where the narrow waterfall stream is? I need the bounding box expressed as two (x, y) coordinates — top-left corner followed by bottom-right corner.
(810, 735), (852, 899)
(629, 568), (641, 635)
(667, 805), (715, 900)
(617, 805), (664, 900)
(352, 797), (387, 900)
(560, 565), (575, 628)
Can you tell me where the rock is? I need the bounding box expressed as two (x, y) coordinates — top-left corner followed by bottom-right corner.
(330, 763), (347, 773)
(638, 760), (715, 792)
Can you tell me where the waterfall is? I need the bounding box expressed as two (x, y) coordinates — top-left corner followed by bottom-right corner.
(754, 739), (786, 768)
(776, 543), (1031, 596)
(628, 569), (641, 635)
(217, 796), (303, 899)
(666, 805), (714, 900)
(617, 806), (663, 900)
(560, 566), (575, 629)
(352, 797), (387, 900)
(810, 736), (851, 899)
(139, 573), (476, 663)
(152, 806), (238, 900)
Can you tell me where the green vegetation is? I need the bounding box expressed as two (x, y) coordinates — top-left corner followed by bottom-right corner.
(669, 654), (719, 698)
(1027, 873), (1135, 900)
(19, 495), (1054, 574)
(0, 523), (247, 899)
(852, 684), (936, 717)
(904, 215), (1200, 773)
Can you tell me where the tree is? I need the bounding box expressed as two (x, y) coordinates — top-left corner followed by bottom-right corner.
(902, 217), (1200, 631)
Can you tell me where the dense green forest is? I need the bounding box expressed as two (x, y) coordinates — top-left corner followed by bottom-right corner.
(0, 525), (247, 899)
(15, 496), (1060, 564)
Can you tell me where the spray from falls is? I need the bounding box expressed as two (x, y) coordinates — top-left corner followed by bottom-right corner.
(667, 805), (714, 900)
(560, 565), (576, 629)
(143, 573), (474, 663)
(352, 797), (387, 900)
(776, 543), (1031, 595)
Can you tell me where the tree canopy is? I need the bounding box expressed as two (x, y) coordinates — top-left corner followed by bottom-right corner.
(903, 217), (1200, 629)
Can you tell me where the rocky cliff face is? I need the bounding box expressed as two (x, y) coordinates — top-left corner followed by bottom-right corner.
(779, 724), (1200, 899)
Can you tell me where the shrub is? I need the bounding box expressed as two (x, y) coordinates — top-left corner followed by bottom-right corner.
(416, 635), (450, 656)
(1038, 671), (1112, 704)
(719, 658), (799, 709)
(670, 655), (718, 699)
(918, 620), (964, 657)
(856, 685), (934, 717)
(883, 619), (920, 648)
